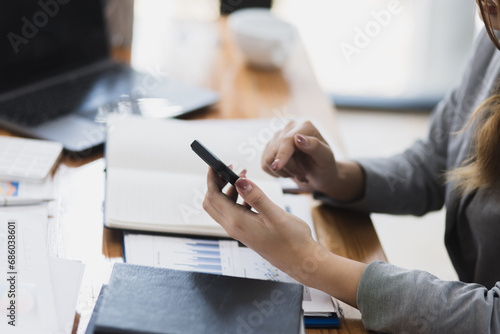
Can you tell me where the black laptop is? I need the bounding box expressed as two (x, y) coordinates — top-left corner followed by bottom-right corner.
(0, 0), (218, 152)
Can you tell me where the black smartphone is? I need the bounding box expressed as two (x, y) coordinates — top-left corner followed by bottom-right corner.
(191, 140), (240, 186)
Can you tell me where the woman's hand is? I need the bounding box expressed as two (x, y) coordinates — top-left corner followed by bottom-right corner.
(203, 167), (367, 308)
(262, 120), (337, 193)
(203, 167), (318, 277)
(262, 120), (365, 202)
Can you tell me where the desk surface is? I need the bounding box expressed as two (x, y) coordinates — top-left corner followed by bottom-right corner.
(2, 18), (386, 334)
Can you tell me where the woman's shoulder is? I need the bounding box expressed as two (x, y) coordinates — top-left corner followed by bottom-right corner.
(466, 28), (498, 78)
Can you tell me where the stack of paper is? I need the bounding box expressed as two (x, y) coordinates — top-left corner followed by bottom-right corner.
(0, 210), (84, 334)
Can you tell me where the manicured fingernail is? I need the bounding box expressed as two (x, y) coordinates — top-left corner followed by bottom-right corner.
(296, 134), (307, 146)
(236, 178), (252, 194)
(271, 159), (279, 170)
(228, 164), (233, 170)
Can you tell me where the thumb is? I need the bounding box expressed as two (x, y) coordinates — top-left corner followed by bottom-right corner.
(235, 178), (283, 221)
(294, 134), (333, 165)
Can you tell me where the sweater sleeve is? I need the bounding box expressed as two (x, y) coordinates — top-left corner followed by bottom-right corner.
(314, 31), (496, 216)
(356, 261), (500, 333)
(314, 87), (457, 216)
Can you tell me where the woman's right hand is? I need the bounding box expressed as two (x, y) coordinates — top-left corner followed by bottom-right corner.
(262, 120), (365, 202)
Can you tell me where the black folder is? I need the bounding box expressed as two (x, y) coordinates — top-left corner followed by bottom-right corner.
(86, 263), (304, 334)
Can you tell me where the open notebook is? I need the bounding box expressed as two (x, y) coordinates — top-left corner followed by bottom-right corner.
(104, 114), (288, 237)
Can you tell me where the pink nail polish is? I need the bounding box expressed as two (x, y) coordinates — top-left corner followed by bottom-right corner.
(271, 159), (279, 170)
(236, 178), (252, 193)
(296, 134), (307, 145)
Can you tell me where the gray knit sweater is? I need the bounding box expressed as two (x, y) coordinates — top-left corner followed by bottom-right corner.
(318, 29), (500, 333)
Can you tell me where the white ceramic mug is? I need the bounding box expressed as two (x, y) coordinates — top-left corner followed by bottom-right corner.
(228, 8), (296, 70)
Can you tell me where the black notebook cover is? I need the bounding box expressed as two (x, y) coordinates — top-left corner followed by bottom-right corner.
(92, 263), (304, 334)
(85, 285), (109, 334)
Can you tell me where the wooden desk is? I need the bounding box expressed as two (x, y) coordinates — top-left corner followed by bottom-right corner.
(3, 18), (386, 334)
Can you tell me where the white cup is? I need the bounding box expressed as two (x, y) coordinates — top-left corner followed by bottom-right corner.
(228, 8), (296, 70)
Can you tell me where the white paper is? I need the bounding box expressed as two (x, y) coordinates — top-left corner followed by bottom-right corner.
(0, 212), (59, 333)
(284, 194), (317, 241)
(106, 115), (285, 180)
(49, 258), (85, 334)
(107, 169), (284, 228)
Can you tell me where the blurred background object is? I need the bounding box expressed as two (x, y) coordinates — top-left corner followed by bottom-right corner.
(131, 0), (478, 110)
(220, 0), (272, 15)
(273, 0), (477, 110)
(228, 8), (296, 70)
(105, 0), (135, 48)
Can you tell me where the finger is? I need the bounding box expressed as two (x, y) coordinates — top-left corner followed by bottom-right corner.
(203, 197), (242, 239)
(207, 168), (259, 219)
(280, 154), (308, 182)
(235, 178), (284, 221)
(294, 134), (333, 167)
(263, 149), (302, 179)
(211, 166), (232, 191)
(207, 167), (227, 193)
(263, 162), (293, 178)
(226, 169), (247, 202)
(270, 120), (319, 172)
(262, 141), (283, 177)
(205, 168), (230, 221)
(205, 169), (250, 237)
(271, 136), (296, 172)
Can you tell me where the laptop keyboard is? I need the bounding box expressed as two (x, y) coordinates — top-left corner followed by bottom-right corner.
(0, 66), (135, 127)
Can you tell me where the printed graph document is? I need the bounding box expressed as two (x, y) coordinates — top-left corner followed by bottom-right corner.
(124, 194), (336, 316)
(124, 235), (335, 316)
(105, 114), (291, 237)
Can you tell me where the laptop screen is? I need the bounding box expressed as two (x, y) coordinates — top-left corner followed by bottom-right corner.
(0, 0), (110, 94)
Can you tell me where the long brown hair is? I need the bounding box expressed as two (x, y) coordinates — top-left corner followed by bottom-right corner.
(447, 7), (500, 194)
(447, 94), (500, 194)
